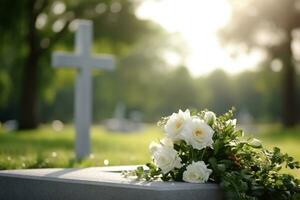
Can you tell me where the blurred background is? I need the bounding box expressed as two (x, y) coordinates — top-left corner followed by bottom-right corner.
(0, 0), (299, 175)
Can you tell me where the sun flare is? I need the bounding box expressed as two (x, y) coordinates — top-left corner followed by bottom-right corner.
(136, 0), (265, 76)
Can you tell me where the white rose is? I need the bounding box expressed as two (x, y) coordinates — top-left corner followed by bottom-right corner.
(152, 146), (182, 174)
(160, 137), (174, 147)
(164, 109), (191, 141)
(203, 111), (216, 125)
(149, 141), (161, 154)
(149, 138), (173, 154)
(183, 161), (212, 183)
(181, 117), (214, 150)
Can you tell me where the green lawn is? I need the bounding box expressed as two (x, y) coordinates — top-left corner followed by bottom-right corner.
(251, 125), (300, 178)
(0, 124), (299, 178)
(0, 125), (162, 169)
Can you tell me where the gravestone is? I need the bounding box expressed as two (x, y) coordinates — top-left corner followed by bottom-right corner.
(114, 102), (126, 120)
(3, 120), (18, 132)
(52, 20), (114, 159)
(237, 109), (258, 135)
(103, 103), (144, 132)
(0, 166), (222, 200)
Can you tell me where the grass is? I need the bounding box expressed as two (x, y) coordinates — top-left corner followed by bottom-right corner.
(251, 125), (300, 178)
(0, 124), (299, 178)
(0, 125), (162, 169)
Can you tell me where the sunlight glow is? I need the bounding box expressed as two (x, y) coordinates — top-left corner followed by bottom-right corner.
(136, 0), (265, 76)
(52, 1), (66, 15)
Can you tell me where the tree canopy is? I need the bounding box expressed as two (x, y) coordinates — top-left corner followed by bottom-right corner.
(0, 0), (172, 129)
(219, 0), (300, 127)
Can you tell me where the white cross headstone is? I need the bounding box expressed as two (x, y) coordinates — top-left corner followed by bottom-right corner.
(52, 20), (114, 160)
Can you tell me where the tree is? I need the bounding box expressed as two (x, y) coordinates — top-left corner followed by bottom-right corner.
(205, 70), (236, 115)
(220, 0), (299, 127)
(0, 0), (156, 129)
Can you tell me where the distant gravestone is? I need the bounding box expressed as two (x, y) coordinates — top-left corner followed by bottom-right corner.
(52, 20), (114, 159)
(129, 110), (143, 123)
(114, 102), (126, 120)
(237, 109), (258, 134)
(103, 103), (144, 132)
(4, 120), (18, 132)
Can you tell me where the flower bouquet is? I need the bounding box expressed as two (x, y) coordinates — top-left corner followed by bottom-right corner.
(131, 109), (300, 200)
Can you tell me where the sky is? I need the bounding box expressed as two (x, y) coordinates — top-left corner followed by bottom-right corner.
(136, 0), (265, 76)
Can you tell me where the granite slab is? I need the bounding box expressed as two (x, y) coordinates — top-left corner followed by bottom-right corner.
(0, 165), (222, 200)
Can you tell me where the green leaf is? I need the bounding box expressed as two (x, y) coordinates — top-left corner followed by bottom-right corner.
(217, 163), (226, 172)
(208, 157), (218, 171)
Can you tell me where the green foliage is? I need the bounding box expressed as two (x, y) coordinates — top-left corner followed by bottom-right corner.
(2, 1), (299, 125)
(0, 0), (171, 123)
(219, 0), (300, 126)
(39, 65), (299, 123)
(135, 109), (300, 200)
(0, 70), (11, 106)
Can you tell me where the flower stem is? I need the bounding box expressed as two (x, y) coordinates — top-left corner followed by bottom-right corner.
(191, 146), (194, 161)
(201, 148), (206, 160)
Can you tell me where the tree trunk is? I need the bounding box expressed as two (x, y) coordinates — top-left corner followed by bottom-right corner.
(281, 38), (297, 127)
(18, 0), (40, 130)
(19, 52), (39, 130)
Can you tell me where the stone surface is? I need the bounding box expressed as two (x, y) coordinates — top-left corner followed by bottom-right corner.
(0, 166), (222, 200)
(51, 19), (114, 160)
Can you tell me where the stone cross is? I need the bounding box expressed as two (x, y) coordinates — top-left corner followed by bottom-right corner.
(52, 20), (114, 160)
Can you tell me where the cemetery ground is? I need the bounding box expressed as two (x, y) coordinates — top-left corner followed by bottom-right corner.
(0, 124), (299, 178)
